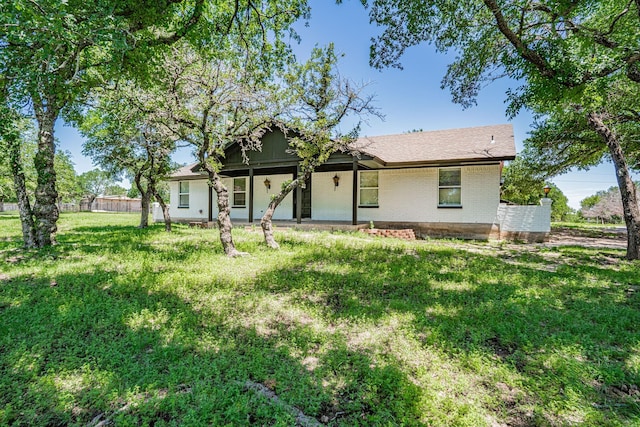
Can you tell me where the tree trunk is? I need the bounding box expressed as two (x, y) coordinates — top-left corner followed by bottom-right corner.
(152, 189), (172, 232)
(32, 110), (59, 247)
(135, 174), (150, 228)
(261, 172), (310, 249)
(210, 171), (243, 257)
(7, 127), (37, 248)
(587, 112), (640, 260)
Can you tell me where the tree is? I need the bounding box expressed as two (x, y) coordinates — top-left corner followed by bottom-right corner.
(78, 169), (114, 206)
(54, 150), (81, 204)
(1, 0), (310, 247)
(155, 44), (279, 256)
(580, 186), (636, 224)
(364, 0), (640, 259)
(260, 44), (380, 248)
(0, 97), (36, 245)
(79, 82), (177, 230)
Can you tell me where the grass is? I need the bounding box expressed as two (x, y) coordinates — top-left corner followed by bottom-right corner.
(1, 212), (639, 426)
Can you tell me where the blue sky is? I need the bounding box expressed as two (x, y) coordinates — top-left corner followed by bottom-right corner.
(54, 0), (635, 209)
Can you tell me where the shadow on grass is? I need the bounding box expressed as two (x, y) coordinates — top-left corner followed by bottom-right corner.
(0, 266), (420, 426)
(250, 234), (640, 424)
(2, 217), (638, 425)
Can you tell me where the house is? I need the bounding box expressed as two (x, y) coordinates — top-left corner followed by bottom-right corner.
(165, 124), (550, 241)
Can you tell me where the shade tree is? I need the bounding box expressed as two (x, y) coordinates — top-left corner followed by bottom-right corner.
(79, 82), (178, 230)
(259, 43), (381, 249)
(1, 0), (310, 247)
(152, 44), (281, 256)
(362, 0), (640, 259)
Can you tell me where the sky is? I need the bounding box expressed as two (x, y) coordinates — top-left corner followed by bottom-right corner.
(53, 0), (636, 209)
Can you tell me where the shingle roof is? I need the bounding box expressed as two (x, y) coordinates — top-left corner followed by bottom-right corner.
(354, 124), (516, 166)
(170, 163), (206, 179)
(170, 124), (516, 179)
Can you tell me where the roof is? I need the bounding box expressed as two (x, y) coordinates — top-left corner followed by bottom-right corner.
(169, 124), (516, 179)
(170, 162), (207, 180)
(354, 124), (516, 167)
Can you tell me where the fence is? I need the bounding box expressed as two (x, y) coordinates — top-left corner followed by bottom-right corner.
(1, 202), (80, 213)
(82, 197), (142, 213)
(1, 198), (142, 214)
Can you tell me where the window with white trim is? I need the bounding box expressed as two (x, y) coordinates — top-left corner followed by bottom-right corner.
(359, 171), (379, 207)
(233, 177), (246, 207)
(438, 168), (461, 207)
(178, 181), (189, 208)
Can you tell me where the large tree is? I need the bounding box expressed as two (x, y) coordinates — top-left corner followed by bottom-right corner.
(1, 0), (309, 247)
(80, 83), (177, 230)
(364, 0), (640, 259)
(155, 44), (279, 256)
(260, 43), (380, 249)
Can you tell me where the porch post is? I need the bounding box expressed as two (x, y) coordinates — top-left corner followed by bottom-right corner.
(248, 167), (254, 223)
(296, 165), (302, 224)
(352, 158), (358, 225)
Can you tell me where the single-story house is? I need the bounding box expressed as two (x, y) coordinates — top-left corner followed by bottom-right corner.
(165, 124), (550, 240)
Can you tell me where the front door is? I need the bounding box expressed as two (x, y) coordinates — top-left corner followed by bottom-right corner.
(301, 180), (311, 218)
(293, 177), (312, 219)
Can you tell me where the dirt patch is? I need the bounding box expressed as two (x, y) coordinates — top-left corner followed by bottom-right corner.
(547, 227), (627, 250)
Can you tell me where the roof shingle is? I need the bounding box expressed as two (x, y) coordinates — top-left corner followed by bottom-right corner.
(354, 124), (516, 166)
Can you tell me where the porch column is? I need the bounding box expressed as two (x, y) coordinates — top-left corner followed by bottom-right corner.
(352, 158), (358, 225)
(296, 165), (302, 224)
(248, 167), (254, 223)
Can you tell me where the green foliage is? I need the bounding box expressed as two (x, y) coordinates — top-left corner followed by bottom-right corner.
(579, 184), (640, 224)
(282, 43), (380, 173)
(77, 169), (114, 201)
(1, 213), (639, 425)
(1, 0), (311, 245)
(54, 150), (82, 203)
(0, 122), (80, 204)
(363, 0), (640, 258)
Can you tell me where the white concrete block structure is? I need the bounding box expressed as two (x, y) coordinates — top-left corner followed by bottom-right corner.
(163, 124), (550, 241)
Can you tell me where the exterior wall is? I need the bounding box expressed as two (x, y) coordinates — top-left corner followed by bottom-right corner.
(252, 173), (295, 221)
(312, 171), (354, 221)
(169, 165), (502, 225)
(169, 180), (209, 221)
(168, 175), (295, 222)
(221, 177), (248, 221)
(357, 165), (501, 224)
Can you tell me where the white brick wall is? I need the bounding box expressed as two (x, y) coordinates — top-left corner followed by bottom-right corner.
(355, 165), (501, 223)
(168, 164), (504, 224)
(252, 173), (295, 221)
(312, 171), (354, 221)
(497, 199), (551, 233)
(169, 180), (209, 221)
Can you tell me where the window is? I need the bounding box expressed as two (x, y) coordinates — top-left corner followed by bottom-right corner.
(178, 181), (189, 208)
(438, 168), (461, 207)
(233, 177), (246, 207)
(359, 171), (379, 207)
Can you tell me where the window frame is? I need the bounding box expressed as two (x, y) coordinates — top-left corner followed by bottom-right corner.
(178, 181), (189, 208)
(359, 170), (379, 208)
(232, 177), (247, 208)
(437, 167), (462, 208)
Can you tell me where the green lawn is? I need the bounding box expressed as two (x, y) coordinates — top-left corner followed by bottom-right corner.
(1, 212), (639, 426)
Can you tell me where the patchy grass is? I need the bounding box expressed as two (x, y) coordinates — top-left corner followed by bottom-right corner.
(1, 212), (639, 426)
